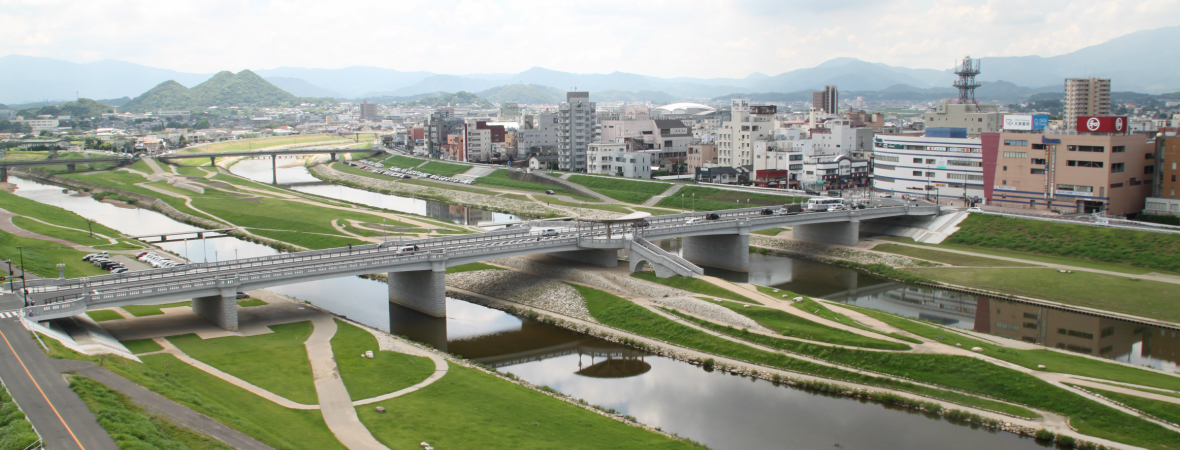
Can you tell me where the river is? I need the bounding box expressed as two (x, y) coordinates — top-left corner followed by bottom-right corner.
(7, 174), (1049, 449)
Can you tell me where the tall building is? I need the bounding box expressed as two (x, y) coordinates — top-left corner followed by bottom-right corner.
(1064, 78), (1112, 127)
(812, 85), (839, 114)
(715, 102), (776, 167)
(1144, 136), (1180, 216)
(872, 131), (985, 202)
(359, 99), (380, 120)
(557, 92), (595, 171)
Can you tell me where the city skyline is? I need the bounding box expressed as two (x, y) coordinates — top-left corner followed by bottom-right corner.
(1, 0), (1178, 78)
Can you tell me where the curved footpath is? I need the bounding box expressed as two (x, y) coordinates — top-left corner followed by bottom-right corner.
(304, 315), (387, 450)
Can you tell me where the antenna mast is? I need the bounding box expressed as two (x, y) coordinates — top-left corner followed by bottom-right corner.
(953, 56), (981, 111)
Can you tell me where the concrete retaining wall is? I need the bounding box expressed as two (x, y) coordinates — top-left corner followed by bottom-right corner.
(507, 171), (598, 199)
(793, 221), (860, 246)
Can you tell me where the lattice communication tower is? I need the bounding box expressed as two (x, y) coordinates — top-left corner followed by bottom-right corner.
(953, 56), (981, 108)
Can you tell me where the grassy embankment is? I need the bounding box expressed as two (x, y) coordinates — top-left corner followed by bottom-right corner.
(70, 376), (234, 449)
(477, 170), (598, 202)
(378, 155), (425, 168)
(330, 319), (436, 401)
(116, 298), (266, 317)
(0, 382), (39, 450)
(674, 300), (1180, 450)
(85, 310), (125, 321)
(654, 186), (803, 211)
(39, 333), (346, 450)
(445, 262), (504, 273)
(566, 175), (670, 204)
(357, 364), (703, 449)
(168, 321), (319, 405)
(836, 303), (1180, 392)
(752, 288), (921, 344)
(710, 301), (910, 350)
(631, 273), (759, 304)
(574, 284), (1034, 416)
(1072, 385), (1180, 426)
(415, 161), (471, 177)
(871, 243), (1035, 267)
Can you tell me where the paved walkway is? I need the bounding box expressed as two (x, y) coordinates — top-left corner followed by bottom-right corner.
(48, 358), (273, 450)
(305, 315), (388, 450)
(352, 327), (449, 406)
(0, 317), (118, 450)
(643, 183), (684, 206)
(146, 337), (320, 410)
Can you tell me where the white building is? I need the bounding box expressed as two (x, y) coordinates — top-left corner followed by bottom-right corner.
(587, 143), (651, 178)
(872, 134), (984, 201)
(921, 99), (1002, 135)
(812, 119), (875, 159)
(19, 118), (60, 131)
(517, 113), (561, 154)
(463, 118), (492, 162)
(715, 101), (777, 167)
(558, 92), (595, 170)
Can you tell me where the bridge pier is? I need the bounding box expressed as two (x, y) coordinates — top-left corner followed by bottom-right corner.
(793, 219), (860, 246)
(681, 233), (749, 272)
(209, 156), (217, 167)
(193, 290), (239, 331)
(388, 264), (447, 317)
(546, 249), (619, 268)
(0, 167), (7, 182)
(330, 152), (336, 162)
(271, 154), (277, 184)
(66, 163), (76, 173)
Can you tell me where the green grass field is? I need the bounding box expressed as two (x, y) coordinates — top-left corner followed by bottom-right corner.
(0, 190), (121, 237)
(121, 339), (164, 354)
(0, 381), (39, 450)
(446, 262), (504, 273)
(70, 376), (234, 450)
(398, 178), (500, 196)
(772, 293), (922, 344)
(751, 227), (788, 236)
(566, 175), (669, 204)
(416, 161), (471, 177)
(380, 155), (425, 168)
(882, 236), (1164, 275)
(248, 228), (365, 249)
(11, 216), (110, 246)
(168, 321), (319, 405)
(330, 320), (436, 401)
(906, 267), (1180, 323)
(0, 231), (106, 277)
(62, 171), (224, 223)
(654, 186), (803, 211)
(477, 170), (598, 201)
(357, 364), (700, 449)
(85, 310), (124, 322)
(631, 273), (759, 304)
(715, 301), (910, 350)
(121, 299), (264, 317)
(1073, 385), (1180, 427)
(872, 243), (1035, 267)
(945, 214), (1180, 272)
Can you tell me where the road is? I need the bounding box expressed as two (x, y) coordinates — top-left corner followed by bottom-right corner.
(0, 316), (118, 450)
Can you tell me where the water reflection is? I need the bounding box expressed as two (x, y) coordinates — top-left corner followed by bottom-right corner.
(11, 176), (201, 236)
(229, 159), (520, 226)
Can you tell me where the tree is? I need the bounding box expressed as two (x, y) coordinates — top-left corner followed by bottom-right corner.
(195, 119), (210, 129)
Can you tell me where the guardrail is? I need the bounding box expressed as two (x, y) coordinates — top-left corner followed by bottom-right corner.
(975, 210), (1180, 235)
(632, 237), (703, 276)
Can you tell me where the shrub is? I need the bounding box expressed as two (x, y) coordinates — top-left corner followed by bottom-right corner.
(1057, 435), (1077, 448)
(1034, 429), (1055, 442)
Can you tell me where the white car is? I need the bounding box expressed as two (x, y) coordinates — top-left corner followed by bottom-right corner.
(966, 207), (983, 213)
(685, 218), (703, 225)
(540, 229), (559, 237)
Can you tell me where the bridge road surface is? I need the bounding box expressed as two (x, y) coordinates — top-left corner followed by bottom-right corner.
(0, 310), (118, 450)
(24, 202), (932, 307)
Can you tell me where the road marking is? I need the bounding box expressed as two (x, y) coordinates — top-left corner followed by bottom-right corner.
(0, 311), (14, 318)
(0, 327), (86, 450)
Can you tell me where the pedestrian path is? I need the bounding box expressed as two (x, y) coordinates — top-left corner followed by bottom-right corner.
(305, 315), (388, 449)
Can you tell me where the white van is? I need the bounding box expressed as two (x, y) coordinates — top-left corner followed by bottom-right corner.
(806, 197), (844, 212)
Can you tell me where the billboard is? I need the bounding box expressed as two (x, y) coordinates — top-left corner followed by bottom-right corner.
(750, 105), (777, 115)
(731, 98), (749, 112)
(1076, 116), (1127, 133)
(1003, 114), (1049, 131)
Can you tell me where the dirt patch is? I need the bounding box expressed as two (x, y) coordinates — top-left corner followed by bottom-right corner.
(99, 198), (139, 209)
(0, 182), (15, 193)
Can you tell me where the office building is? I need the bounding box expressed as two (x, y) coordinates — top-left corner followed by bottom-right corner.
(982, 128), (1154, 215)
(872, 132), (984, 203)
(922, 99), (1002, 135)
(686, 144), (717, 173)
(557, 92), (595, 171)
(587, 143), (651, 178)
(716, 101), (776, 167)
(812, 85), (839, 114)
(359, 100), (380, 120)
(1144, 136), (1180, 216)
(1064, 78), (1112, 128)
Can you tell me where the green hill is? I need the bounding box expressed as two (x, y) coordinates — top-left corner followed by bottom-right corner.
(14, 98), (113, 119)
(478, 84), (565, 104)
(396, 91), (492, 109)
(121, 70), (297, 113)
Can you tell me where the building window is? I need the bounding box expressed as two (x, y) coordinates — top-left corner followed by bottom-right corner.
(1067, 145), (1105, 152)
(1110, 163), (1124, 173)
(925, 158), (936, 164)
(1032, 144), (1048, 150)
(1112, 146), (1126, 153)
(1145, 165), (1155, 174)
(948, 160), (982, 167)
(1003, 151), (1028, 158)
(1057, 184), (1093, 193)
(1067, 160), (1104, 168)
(1031, 158), (1047, 165)
(1004, 140), (1029, 146)
(947, 173), (984, 181)
(1110, 183), (1124, 188)
(912, 171), (922, 176)
(925, 171), (936, 177)
(1031, 168), (1046, 175)
(913, 158), (923, 163)
(1058, 328), (1095, 340)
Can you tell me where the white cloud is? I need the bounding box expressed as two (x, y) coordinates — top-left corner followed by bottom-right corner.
(0, 0), (1176, 77)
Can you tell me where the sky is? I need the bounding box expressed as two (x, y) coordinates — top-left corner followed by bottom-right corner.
(1, 0), (1177, 78)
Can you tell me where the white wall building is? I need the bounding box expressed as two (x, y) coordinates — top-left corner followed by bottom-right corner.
(716, 102), (777, 167)
(463, 119), (492, 162)
(587, 143), (651, 178)
(517, 113), (561, 153)
(558, 92), (595, 170)
(872, 134), (984, 201)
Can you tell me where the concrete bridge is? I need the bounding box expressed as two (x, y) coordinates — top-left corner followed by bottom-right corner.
(18, 204), (940, 331)
(0, 156), (132, 181)
(158, 148), (381, 183)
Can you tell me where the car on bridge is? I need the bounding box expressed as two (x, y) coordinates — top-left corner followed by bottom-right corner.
(540, 229), (560, 237)
(395, 244), (421, 254)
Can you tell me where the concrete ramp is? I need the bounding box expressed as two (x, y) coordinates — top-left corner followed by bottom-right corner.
(629, 238), (704, 278)
(455, 166), (497, 180)
(22, 314), (140, 362)
(860, 210), (968, 244)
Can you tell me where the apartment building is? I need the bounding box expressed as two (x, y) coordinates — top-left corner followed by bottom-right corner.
(686, 144), (717, 173)
(1064, 78), (1112, 127)
(872, 132), (985, 202)
(715, 103), (776, 167)
(812, 85), (839, 114)
(517, 113), (561, 156)
(358, 100), (380, 120)
(587, 143), (651, 178)
(981, 128), (1154, 215)
(557, 92), (595, 171)
(1144, 136), (1180, 216)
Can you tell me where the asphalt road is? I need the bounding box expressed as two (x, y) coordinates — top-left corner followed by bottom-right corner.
(0, 317), (117, 450)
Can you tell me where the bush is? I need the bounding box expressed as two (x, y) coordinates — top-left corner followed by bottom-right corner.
(1057, 434), (1077, 447)
(1034, 429), (1055, 442)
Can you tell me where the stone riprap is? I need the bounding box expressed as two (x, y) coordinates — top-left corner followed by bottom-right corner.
(649, 296), (770, 332)
(750, 235), (942, 268)
(446, 269), (595, 322)
(311, 164), (621, 220)
(486, 257), (694, 299)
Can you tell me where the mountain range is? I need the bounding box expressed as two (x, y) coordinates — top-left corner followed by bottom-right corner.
(119, 70), (298, 113)
(1, 25), (1177, 105)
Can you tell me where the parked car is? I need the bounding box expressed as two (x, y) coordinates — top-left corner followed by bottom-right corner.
(545, 190), (555, 195)
(540, 229), (559, 237)
(111, 268), (129, 274)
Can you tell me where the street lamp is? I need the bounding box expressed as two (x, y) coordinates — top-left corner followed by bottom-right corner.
(16, 247), (27, 306)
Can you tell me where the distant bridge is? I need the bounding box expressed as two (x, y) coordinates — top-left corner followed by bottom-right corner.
(157, 148), (383, 183)
(0, 157), (132, 181)
(19, 204), (941, 331)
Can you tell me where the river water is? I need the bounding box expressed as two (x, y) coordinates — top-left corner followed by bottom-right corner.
(7, 174), (1051, 449)
(228, 159), (521, 227)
